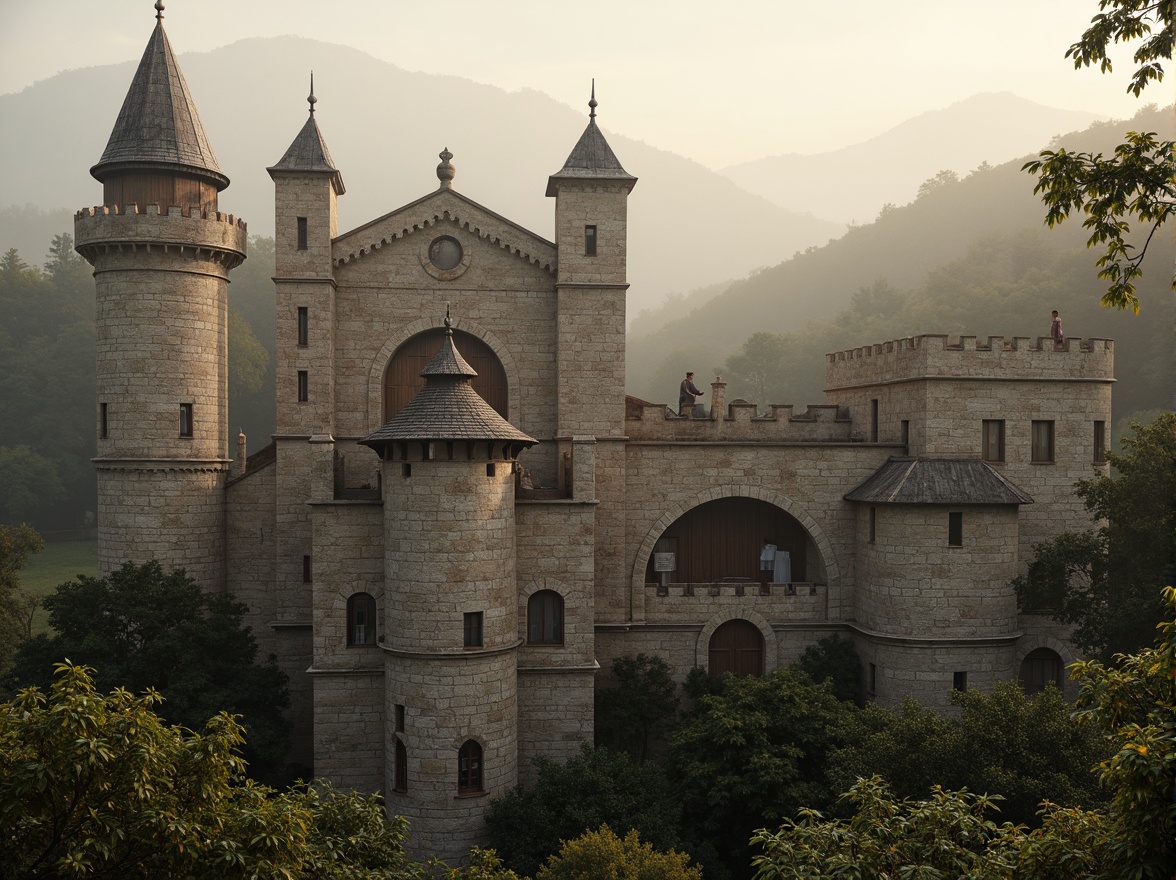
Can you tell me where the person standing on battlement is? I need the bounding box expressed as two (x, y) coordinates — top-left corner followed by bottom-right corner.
(679, 371), (704, 416)
(1050, 310), (1065, 349)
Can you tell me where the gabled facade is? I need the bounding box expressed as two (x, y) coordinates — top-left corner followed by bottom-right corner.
(77, 10), (1113, 864)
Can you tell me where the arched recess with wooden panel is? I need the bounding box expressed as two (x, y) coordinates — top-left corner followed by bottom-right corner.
(382, 327), (508, 422)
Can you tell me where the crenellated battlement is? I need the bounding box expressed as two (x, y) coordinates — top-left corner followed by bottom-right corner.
(626, 399), (857, 443)
(74, 203), (247, 268)
(75, 203), (247, 229)
(825, 333), (1114, 390)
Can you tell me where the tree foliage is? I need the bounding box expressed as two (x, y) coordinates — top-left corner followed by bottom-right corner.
(751, 588), (1176, 880)
(1014, 412), (1176, 658)
(0, 663), (429, 880)
(0, 523), (43, 668)
(595, 653), (680, 763)
(1023, 0), (1174, 311)
(485, 746), (683, 879)
(793, 634), (862, 704)
(535, 825), (702, 880)
(4, 561), (291, 781)
(829, 682), (1109, 828)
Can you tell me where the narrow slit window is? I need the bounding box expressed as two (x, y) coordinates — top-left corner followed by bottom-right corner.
(868, 506), (876, 544)
(179, 403), (193, 438)
(870, 399), (879, 442)
(302, 554), (312, 584)
(1093, 421), (1106, 463)
(584, 224), (597, 256)
(99, 402), (108, 439)
(948, 511), (963, 547)
(395, 704), (405, 733)
(297, 370), (309, 402)
(395, 738), (408, 792)
(297, 216), (308, 250)
(297, 306), (308, 346)
(463, 611), (483, 648)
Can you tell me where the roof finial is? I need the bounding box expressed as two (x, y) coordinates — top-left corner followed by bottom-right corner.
(436, 147), (455, 189)
(308, 71), (317, 115)
(445, 302), (452, 330)
(154, 0), (164, 21)
(589, 79), (597, 120)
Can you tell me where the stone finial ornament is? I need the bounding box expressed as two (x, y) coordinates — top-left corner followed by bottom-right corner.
(155, 0), (164, 21)
(589, 79), (597, 120)
(437, 148), (455, 189)
(308, 72), (317, 115)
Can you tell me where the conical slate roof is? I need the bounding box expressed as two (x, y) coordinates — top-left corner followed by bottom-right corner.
(546, 85), (637, 197)
(361, 322), (535, 449)
(90, 12), (228, 190)
(267, 82), (346, 194)
(844, 457), (1033, 505)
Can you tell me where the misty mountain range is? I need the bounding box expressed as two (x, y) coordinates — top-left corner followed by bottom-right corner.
(0, 36), (1108, 315)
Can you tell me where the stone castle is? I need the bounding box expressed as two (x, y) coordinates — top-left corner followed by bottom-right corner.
(73, 8), (1112, 861)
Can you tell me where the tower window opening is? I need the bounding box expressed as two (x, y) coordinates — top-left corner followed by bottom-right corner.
(395, 704), (405, 733)
(179, 403), (193, 438)
(302, 554), (312, 583)
(948, 511), (963, 547)
(527, 590), (564, 644)
(870, 399), (879, 442)
(458, 740), (483, 793)
(1093, 421), (1106, 464)
(297, 370), (309, 402)
(868, 506), (876, 544)
(297, 217), (308, 250)
(99, 402), (108, 439)
(395, 738), (408, 792)
(584, 224), (597, 256)
(297, 306), (308, 346)
(1031, 420), (1055, 463)
(464, 611), (483, 648)
(982, 419), (1005, 462)
(953, 671), (968, 691)
(347, 592), (377, 646)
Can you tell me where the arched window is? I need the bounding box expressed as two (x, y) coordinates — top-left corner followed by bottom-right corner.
(394, 738), (408, 792)
(383, 328), (507, 422)
(458, 740), (483, 794)
(527, 590), (564, 644)
(708, 619), (763, 678)
(347, 592), (377, 646)
(1019, 647), (1064, 694)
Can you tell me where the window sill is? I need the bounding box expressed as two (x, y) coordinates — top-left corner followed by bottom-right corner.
(455, 789), (487, 799)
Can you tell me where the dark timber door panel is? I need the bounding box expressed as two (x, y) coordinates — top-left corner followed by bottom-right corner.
(709, 619), (763, 677)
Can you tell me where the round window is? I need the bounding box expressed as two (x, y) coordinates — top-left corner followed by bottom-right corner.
(428, 236), (463, 271)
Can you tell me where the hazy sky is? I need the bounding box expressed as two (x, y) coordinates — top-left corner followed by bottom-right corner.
(0, 0), (1154, 168)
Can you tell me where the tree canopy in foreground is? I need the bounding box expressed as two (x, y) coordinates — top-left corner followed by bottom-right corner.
(1023, 0), (1174, 312)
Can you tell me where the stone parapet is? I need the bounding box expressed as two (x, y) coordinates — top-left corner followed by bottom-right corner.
(643, 582), (827, 625)
(75, 203), (247, 266)
(825, 334), (1115, 389)
(626, 401), (854, 442)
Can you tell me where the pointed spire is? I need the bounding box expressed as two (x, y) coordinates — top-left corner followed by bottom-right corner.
(90, 3), (228, 190)
(546, 82), (636, 197)
(268, 77), (346, 195)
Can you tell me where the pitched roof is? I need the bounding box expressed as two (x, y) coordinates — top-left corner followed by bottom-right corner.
(361, 323), (535, 448)
(844, 457), (1033, 505)
(267, 108), (346, 195)
(546, 88), (637, 197)
(90, 17), (228, 190)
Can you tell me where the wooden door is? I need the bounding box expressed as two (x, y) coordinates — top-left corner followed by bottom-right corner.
(709, 619), (763, 677)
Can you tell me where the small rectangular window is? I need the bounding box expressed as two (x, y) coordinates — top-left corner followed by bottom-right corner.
(179, 403), (193, 438)
(297, 217), (308, 250)
(901, 420), (910, 451)
(99, 402), (108, 439)
(297, 370), (309, 402)
(297, 306), (308, 346)
(868, 662), (877, 694)
(1031, 420), (1055, 463)
(948, 511), (963, 547)
(982, 419), (1005, 462)
(953, 671), (968, 691)
(868, 506), (876, 544)
(463, 611), (483, 648)
(584, 224), (597, 256)
(1093, 421), (1106, 463)
(870, 399), (879, 442)
(486, 463), (495, 478)
(302, 554), (312, 584)
(395, 704), (406, 733)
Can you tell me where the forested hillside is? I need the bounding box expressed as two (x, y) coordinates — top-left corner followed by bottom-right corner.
(627, 104), (1175, 427)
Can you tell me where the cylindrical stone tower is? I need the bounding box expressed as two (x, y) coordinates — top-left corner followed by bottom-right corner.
(361, 315), (535, 861)
(74, 4), (246, 589)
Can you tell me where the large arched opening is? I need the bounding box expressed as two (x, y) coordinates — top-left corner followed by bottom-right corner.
(643, 496), (816, 585)
(382, 327), (507, 421)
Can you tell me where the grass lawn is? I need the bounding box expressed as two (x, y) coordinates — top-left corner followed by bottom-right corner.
(21, 540), (98, 635)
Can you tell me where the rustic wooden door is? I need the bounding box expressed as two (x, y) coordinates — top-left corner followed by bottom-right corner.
(708, 619), (763, 677)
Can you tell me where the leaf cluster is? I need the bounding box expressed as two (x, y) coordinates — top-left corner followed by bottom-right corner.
(0, 523), (44, 668)
(535, 825), (702, 880)
(595, 653), (681, 763)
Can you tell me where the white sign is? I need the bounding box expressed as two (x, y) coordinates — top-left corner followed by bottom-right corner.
(654, 552), (676, 572)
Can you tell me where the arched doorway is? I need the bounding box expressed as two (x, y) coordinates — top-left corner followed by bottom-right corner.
(644, 496), (811, 584)
(382, 328), (507, 421)
(1019, 647), (1064, 694)
(709, 619), (763, 677)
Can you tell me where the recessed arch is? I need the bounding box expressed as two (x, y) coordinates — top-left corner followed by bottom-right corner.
(696, 609), (777, 674)
(1018, 647), (1065, 694)
(382, 327), (507, 423)
(632, 486), (841, 593)
(366, 317), (520, 431)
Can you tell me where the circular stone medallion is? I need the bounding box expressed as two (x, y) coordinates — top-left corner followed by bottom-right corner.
(428, 236), (463, 271)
